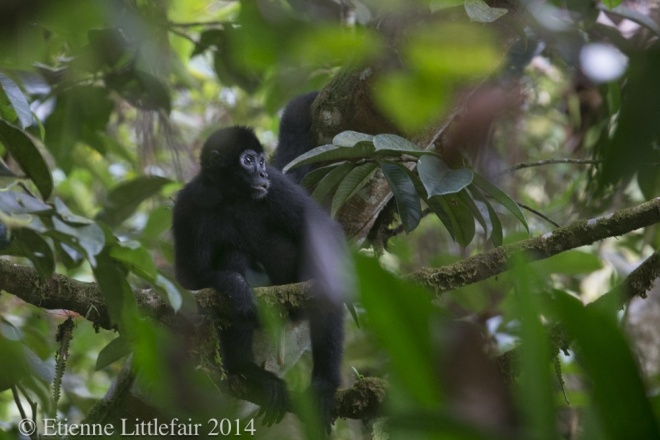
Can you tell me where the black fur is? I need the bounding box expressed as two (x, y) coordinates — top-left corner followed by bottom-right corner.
(272, 91), (319, 184)
(173, 123), (344, 432)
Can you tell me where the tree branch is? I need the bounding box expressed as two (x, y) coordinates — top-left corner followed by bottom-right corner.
(1, 197), (659, 421)
(406, 197), (660, 293)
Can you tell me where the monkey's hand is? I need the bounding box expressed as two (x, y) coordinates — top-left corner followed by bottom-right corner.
(239, 364), (290, 426)
(308, 379), (338, 435)
(228, 293), (258, 321)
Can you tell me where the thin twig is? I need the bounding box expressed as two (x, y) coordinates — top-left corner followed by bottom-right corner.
(496, 159), (602, 177)
(167, 27), (199, 46)
(517, 201), (561, 228)
(11, 386), (28, 421)
(14, 384), (39, 440)
(168, 20), (229, 28)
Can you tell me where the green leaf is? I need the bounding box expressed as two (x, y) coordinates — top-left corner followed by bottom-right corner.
(442, 194), (476, 246)
(95, 336), (131, 371)
(50, 217), (105, 267)
(373, 134), (434, 157)
(485, 201), (503, 246)
(12, 228), (55, 278)
(428, 194), (476, 246)
(333, 131), (374, 147)
(97, 176), (171, 227)
(373, 73), (449, 133)
(473, 173), (529, 233)
(426, 196), (455, 241)
(331, 162), (378, 217)
(142, 206), (172, 241)
(534, 251), (603, 275)
(0, 73), (33, 128)
(510, 258), (558, 440)
(356, 254), (441, 406)
(299, 164), (338, 191)
(53, 198), (94, 225)
(155, 273), (183, 312)
(549, 291), (660, 439)
(44, 86), (113, 173)
(93, 248), (138, 331)
(311, 162), (354, 204)
(418, 155), (474, 197)
(23, 346), (54, 383)
(110, 242), (157, 282)
(0, 191), (51, 214)
(134, 70), (172, 113)
(470, 187), (503, 246)
(380, 162), (422, 232)
(0, 339), (29, 391)
(464, 0), (508, 23)
(283, 142), (375, 172)
(0, 120), (53, 199)
(456, 189), (488, 238)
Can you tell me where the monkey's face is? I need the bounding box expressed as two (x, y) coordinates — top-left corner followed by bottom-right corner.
(239, 149), (270, 200)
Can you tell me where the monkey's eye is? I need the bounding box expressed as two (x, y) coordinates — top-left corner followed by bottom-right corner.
(244, 156), (253, 165)
(259, 157), (265, 166)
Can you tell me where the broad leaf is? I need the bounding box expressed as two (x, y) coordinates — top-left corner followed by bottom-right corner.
(283, 142), (375, 172)
(428, 194), (475, 246)
(456, 189), (489, 238)
(373, 134), (435, 157)
(331, 162), (378, 216)
(44, 86), (113, 173)
(464, 0), (508, 23)
(155, 273), (183, 311)
(95, 336), (131, 371)
(93, 248), (138, 331)
(0, 73), (33, 128)
(534, 250), (603, 275)
(134, 70), (172, 113)
(473, 173), (529, 233)
(311, 162), (354, 203)
(11, 228), (55, 278)
(0, 120), (53, 199)
(300, 163), (339, 190)
(333, 131), (374, 147)
(380, 162), (422, 232)
(50, 217), (105, 267)
(53, 198), (94, 225)
(110, 243), (158, 282)
(468, 185), (503, 245)
(0, 191), (51, 215)
(418, 155), (474, 197)
(97, 176), (171, 227)
(511, 259), (558, 439)
(549, 291), (660, 439)
(142, 206), (172, 241)
(356, 254), (441, 406)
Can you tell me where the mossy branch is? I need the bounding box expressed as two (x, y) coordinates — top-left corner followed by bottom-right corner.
(1, 197), (659, 420)
(406, 197), (660, 294)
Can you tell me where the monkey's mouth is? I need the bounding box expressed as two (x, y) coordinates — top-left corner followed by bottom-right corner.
(251, 183), (269, 198)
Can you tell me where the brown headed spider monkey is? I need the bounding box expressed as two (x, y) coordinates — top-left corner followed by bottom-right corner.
(173, 93), (346, 433)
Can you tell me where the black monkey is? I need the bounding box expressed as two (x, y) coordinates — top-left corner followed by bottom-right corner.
(172, 125), (346, 431)
(272, 91), (319, 184)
